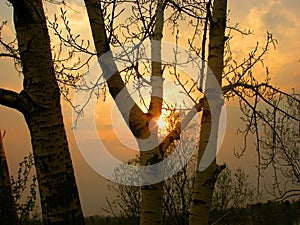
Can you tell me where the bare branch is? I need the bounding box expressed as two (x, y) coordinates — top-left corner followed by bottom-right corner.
(0, 53), (20, 60)
(167, 0), (206, 20)
(0, 88), (31, 113)
(159, 98), (204, 154)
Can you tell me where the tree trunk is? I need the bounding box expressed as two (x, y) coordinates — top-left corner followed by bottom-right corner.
(9, 0), (85, 224)
(139, 0), (165, 224)
(139, 142), (164, 225)
(85, 0), (165, 224)
(24, 108), (84, 225)
(140, 182), (164, 225)
(189, 1), (227, 225)
(0, 131), (19, 225)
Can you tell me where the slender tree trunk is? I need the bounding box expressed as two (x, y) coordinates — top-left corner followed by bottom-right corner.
(139, 0), (164, 224)
(0, 131), (19, 225)
(189, 1), (227, 225)
(140, 145), (164, 225)
(7, 0), (85, 224)
(85, 0), (165, 224)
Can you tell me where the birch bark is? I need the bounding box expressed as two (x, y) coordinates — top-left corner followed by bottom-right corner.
(140, 0), (165, 224)
(189, 1), (227, 225)
(85, 0), (165, 223)
(0, 1), (85, 224)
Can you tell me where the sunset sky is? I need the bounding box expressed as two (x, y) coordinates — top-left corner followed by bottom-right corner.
(0, 0), (299, 216)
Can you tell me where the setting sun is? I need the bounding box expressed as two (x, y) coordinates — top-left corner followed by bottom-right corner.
(157, 116), (166, 129)
(1, 0), (299, 223)
(155, 110), (169, 136)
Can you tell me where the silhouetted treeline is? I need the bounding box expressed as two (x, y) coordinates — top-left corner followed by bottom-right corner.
(209, 200), (300, 225)
(83, 200), (300, 225)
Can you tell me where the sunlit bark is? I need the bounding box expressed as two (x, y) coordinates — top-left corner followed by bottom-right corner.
(85, 0), (165, 223)
(139, 0), (165, 224)
(189, 1), (227, 225)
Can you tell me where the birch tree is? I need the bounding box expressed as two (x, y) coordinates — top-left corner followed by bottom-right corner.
(0, 1), (85, 224)
(191, 1), (300, 224)
(82, 1), (208, 224)
(189, 1), (227, 224)
(84, 0), (170, 223)
(48, 0), (299, 224)
(104, 127), (197, 225)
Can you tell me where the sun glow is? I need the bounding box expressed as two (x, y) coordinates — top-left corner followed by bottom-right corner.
(155, 110), (169, 136)
(157, 116), (166, 129)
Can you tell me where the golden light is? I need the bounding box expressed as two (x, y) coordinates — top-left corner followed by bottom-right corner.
(155, 109), (169, 136)
(157, 116), (166, 129)
(149, 109), (171, 137)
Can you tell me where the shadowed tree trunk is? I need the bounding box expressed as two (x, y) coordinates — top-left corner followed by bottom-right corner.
(0, 130), (19, 225)
(0, 0), (85, 224)
(189, 1), (227, 225)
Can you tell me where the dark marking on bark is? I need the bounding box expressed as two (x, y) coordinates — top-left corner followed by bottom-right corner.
(193, 199), (207, 205)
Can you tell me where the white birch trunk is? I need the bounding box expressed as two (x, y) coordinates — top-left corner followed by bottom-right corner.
(189, 1), (227, 225)
(140, 0), (165, 224)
